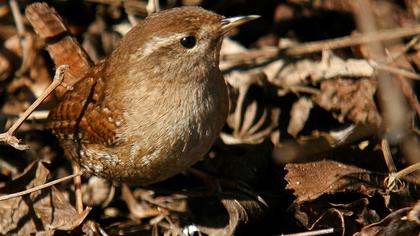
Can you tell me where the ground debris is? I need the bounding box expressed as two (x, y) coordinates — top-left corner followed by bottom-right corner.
(1, 0), (420, 235)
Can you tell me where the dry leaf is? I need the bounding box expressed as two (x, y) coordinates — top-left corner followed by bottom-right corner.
(292, 197), (380, 235)
(0, 162), (90, 234)
(223, 72), (279, 144)
(314, 78), (381, 125)
(273, 51), (374, 88)
(285, 159), (379, 203)
(356, 205), (420, 236)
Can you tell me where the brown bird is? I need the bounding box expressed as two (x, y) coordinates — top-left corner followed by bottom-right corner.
(46, 7), (258, 184)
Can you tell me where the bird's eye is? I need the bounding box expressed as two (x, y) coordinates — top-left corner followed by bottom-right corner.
(180, 36), (196, 49)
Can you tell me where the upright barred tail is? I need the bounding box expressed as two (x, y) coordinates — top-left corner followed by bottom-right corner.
(25, 3), (94, 98)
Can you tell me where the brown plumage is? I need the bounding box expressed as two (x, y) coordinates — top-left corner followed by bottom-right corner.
(44, 6), (257, 184)
(25, 3), (93, 97)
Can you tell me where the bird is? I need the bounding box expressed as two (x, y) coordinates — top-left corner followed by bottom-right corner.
(46, 6), (259, 184)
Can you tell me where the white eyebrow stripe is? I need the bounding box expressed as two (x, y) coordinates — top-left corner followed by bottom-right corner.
(136, 33), (187, 58)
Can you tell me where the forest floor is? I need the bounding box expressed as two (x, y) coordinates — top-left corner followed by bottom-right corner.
(1, 0), (420, 235)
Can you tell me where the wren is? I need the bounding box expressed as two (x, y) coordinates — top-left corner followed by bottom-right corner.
(46, 7), (258, 183)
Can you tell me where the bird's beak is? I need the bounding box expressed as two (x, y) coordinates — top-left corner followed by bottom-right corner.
(221, 15), (260, 34)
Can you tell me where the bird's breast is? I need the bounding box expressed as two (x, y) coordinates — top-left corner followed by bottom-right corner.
(84, 74), (228, 183)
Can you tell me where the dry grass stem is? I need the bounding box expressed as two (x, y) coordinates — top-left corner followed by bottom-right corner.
(369, 60), (420, 80)
(85, 0), (148, 15)
(147, 0), (160, 14)
(222, 25), (420, 67)
(386, 36), (419, 62)
(0, 65), (68, 150)
(285, 25), (420, 56)
(9, 0), (29, 75)
(72, 163), (84, 213)
(381, 138), (397, 173)
(0, 171), (83, 201)
(394, 162), (420, 179)
(281, 228), (337, 236)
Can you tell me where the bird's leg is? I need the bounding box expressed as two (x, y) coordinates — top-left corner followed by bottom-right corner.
(72, 162), (83, 213)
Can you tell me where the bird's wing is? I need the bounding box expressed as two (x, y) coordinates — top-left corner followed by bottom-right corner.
(48, 61), (124, 146)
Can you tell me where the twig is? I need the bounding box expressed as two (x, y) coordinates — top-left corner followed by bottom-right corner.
(3, 111), (50, 122)
(281, 228), (336, 236)
(285, 26), (420, 56)
(221, 47), (278, 65)
(154, 0), (160, 12)
(222, 25), (420, 66)
(369, 60), (420, 80)
(27, 110), (50, 120)
(381, 138), (397, 173)
(384, 162), (420, 192)
(289, 86), (321, 95)
(85, 0), (148, 15)
(146, 0), (160, 15)
(0, 65), (68, 150)
(72, 163), (84, 213)
(386, 36), (420, 62)
(9, 0), (29, 75)
(125, 8), (139, 26)
(9, 0), (24, 36)
(0, 171), (83, 201)
(394, 162), (420, 179)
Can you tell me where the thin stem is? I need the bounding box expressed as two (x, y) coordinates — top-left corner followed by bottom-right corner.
(146, 0), (160, 15)
(285, 25), (420, 56)
(381, 138), (397, 173)
(9, 0), (29, 75)
(8, 65), (68, 135)
(153, 0), (160, 12)
(72, 163), (84, 213)
(394, 162), (420, 179)
(0, 65), (68, 150)
(281, 228), (336, 236)
(0, 171), (83, 201)
(369, 60), (420, 81)
(386, 36), (419, 63)
(222, 25), (420, 66)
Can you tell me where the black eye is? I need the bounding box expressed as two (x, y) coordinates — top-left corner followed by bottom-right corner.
(180, 36), (196, 49)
